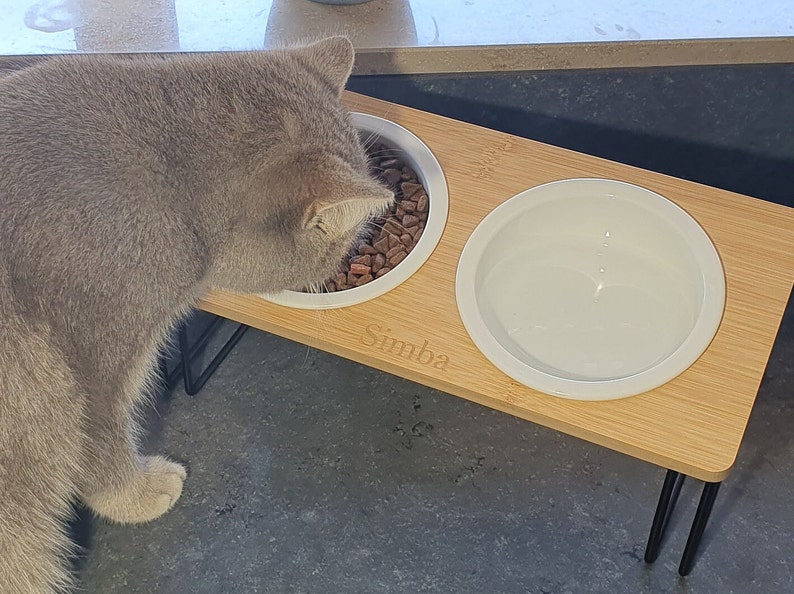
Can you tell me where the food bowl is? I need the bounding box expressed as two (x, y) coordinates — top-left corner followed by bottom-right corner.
(261, 112), (448, 309)
(455, 178), (725, 400)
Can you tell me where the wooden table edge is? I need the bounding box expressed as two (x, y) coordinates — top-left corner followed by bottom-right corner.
(197, 292), (739, 483)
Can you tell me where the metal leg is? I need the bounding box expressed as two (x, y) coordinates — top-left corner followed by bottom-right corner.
(644, 470), (686, 563)
(178, 317), (249, 396)
(644, 469), (722, 575)
(159, 316), (225, 391)
(679, 481), (721, 576)
(170, 315), (224, 390)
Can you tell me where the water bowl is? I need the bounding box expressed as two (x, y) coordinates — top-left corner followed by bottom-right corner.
(455, 178), (725, 400)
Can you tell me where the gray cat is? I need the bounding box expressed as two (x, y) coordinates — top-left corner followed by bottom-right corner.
(0, 37), (392, 593)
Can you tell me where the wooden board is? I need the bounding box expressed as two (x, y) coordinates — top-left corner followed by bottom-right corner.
(199, 92), (794, 482)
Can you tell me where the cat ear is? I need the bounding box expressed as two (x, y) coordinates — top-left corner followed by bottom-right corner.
(304, 182), (393, 236)
(296, 36), (355, 94)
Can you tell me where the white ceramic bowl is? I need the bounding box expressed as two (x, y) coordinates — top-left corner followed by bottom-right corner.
(456, 178), (725, 401)
(261, 113), (448, 309)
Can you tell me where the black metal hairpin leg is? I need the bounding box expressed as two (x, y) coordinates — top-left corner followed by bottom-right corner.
(644, 469), (721, 576)
(644, 470), (686, 563)
(679, 481), (721, 576)
(178, 317), (249, 396)
(169, 315), (249, 396)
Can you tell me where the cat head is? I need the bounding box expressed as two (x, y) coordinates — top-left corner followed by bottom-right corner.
(206, 37), (394, 295)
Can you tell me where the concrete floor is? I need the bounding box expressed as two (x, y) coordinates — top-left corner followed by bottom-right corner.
(76, 65), (794, 593)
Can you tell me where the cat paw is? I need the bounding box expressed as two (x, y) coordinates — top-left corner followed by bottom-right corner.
(136, 455), (187, 520)
(84, 455), (187, 524)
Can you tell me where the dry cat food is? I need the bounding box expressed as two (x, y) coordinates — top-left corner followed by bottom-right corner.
(307, 141), (429, 293)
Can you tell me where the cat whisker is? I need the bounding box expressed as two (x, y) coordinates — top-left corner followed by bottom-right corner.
(367, 222), (388, 234)
(301, 344), (312, 367)
(366, 145), (406, 153)
(367, 154), (408, 165)
(308, 307), (335, 351)
(367, 149), (407, 157)
(368, 219), (410, 235)
(360, 130), (380, 149)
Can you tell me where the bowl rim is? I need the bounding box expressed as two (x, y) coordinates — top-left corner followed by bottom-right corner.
(455, 177), (727, 401)
(260, 112), (449, 309)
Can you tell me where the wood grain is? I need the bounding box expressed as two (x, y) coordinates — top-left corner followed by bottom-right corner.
(198, 92), (794, 482)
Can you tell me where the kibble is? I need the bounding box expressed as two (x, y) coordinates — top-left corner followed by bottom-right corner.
(390, 251), (407, 267)
(385, 245), (404, 260)
(373, 236), (389, 253)
(381, 168), (402, 185)
(349, 262), (371, 276)
(372, 253), (386, 273)
(387, 234), (401, 249)
(303, 139), (430, 293)
(402, 214), (419, 228)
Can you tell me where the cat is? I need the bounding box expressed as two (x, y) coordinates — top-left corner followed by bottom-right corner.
(0, 36), (393, 593)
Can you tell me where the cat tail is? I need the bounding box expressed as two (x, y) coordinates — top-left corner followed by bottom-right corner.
(0, 317), (86, 594)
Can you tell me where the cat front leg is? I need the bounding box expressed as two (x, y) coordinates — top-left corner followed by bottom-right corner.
(78, 388), (187, 524)
(80, 449), (187, 524)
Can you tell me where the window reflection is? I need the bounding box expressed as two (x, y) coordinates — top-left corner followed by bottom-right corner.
(264, 0), (417, 49)
(75, 0), (179, 51)
(2, 1), (77, 53)
(2, 0), (791, 56)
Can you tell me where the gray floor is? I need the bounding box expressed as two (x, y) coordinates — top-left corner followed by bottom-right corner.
(78, 65), (794, 593)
